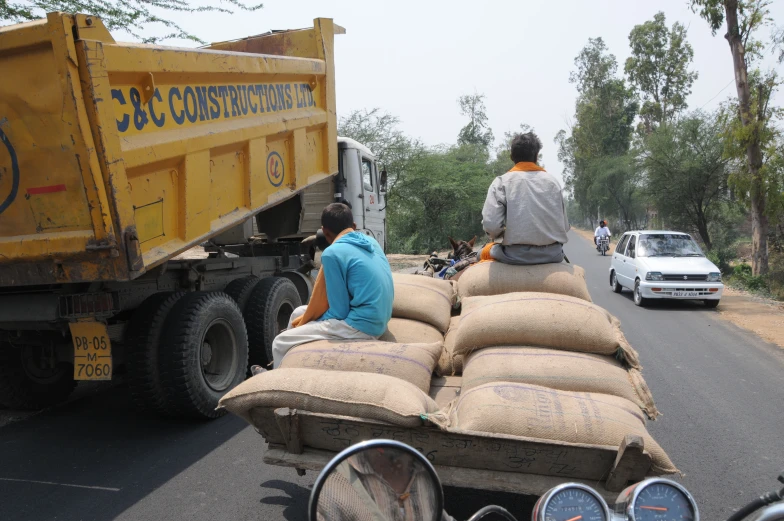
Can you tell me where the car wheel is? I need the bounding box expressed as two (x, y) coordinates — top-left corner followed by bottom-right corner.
(610, 271), (623, 293)
(633, 280), (649, 307)
(704, 299), (720, 309)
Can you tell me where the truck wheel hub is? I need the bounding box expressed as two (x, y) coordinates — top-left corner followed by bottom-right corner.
(201, 342), (213, 365)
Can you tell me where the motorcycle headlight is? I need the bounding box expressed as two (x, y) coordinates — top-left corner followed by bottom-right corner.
(646, 272), (664, 281)
(707, 272), (722, 282)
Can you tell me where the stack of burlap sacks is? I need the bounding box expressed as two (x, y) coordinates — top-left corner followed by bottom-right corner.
(444, 262), (675, 474)
(218, 273), (457, 427)
(219, 266), (677, 475)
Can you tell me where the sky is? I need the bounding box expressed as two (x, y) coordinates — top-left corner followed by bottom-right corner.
(127, 0), (783, 184)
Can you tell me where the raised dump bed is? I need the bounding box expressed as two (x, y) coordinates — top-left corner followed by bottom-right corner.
(0, 13), (339, 286)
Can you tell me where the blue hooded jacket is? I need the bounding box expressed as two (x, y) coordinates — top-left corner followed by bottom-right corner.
(319, 231), (394, 336)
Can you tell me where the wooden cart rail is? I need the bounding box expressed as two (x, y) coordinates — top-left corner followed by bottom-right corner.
(251, 406), (653, 500)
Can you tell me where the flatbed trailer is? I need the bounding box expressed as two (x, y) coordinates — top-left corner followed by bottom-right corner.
(251, 376), (655, 501)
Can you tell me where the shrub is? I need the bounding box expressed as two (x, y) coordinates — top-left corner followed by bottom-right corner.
(733, 263), (752, 278)
(706, 247), (735, 274)
(730, 263), (768, 293)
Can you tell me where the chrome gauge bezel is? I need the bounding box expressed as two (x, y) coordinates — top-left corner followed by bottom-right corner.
(534, 482), (613, 521)
(621, 478), (700, 521)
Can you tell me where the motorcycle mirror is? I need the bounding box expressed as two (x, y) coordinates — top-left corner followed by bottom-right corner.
(309, 440), (444, 521)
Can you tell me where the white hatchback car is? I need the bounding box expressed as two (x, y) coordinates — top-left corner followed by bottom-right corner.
(609, 231), (724, 307)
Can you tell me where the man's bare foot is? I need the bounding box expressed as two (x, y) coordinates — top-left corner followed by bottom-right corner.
(250, 365), (267, 376)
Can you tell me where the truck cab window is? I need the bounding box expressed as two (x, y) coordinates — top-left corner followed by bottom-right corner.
(361, 158), (374, 192)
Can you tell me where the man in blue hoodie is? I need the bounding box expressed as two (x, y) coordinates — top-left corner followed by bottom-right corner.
(269, 203), (394, 369)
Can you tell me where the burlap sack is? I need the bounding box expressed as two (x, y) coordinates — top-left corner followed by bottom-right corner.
(449, 382), (676, 474)
(379, 318), (445, 345)
(457, 262), (592, 302)
(219, 368), (444, 428)
(280, 340), (442, 393)
(392, 274), (456, 332)
(435, 317), (463, 377)
(462, 347), (658, 418)
(453, 293), (640, 368)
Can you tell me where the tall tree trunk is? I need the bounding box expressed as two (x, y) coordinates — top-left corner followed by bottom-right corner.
(696, 212), (712, 252)
(751, 186), (769, 273)
(724, 0), (768, 275)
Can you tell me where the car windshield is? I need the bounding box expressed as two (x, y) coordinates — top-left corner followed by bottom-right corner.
(637, 234), (704, 257)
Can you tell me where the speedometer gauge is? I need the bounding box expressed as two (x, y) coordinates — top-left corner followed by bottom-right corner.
(615, 478), (699, 521)
(534, 483), (611, 521)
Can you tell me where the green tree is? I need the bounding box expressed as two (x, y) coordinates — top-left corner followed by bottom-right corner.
(625, 12), (698, 131)
(569, 37), (618, 93)
(388, 144), (492, 253)
(558, 38), (639, 226)
(587, 155), (644, 231)
(641, 111), (731, 250)
(339, 108), (492, 253)
(0, 0), (262, 44)
(690, 0), (779, 275)
(457, 93), (494, 149)
(338, 109), (424, 198)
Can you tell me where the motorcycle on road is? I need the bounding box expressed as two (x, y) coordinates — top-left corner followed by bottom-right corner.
(598, 235), (610, 256)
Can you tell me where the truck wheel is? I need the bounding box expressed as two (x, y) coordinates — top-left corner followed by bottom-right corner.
(245, 277), (302, 367)
(125, 292), (185, 414)
(159, 292), (249, 419)
(224, 276), (261, 311)
(0, 343), (75, 410)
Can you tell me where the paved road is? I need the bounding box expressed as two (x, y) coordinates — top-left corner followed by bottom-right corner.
(1, 230), (783, 521)
(565, 230), (784, 520)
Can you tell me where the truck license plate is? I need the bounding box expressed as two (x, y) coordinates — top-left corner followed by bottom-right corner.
(672, 291), (700, 297)
(69, 321), (112, 381)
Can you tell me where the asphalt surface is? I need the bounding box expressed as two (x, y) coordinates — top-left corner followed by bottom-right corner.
(1, 230), (783, 521)
(565, 231), (784, 520)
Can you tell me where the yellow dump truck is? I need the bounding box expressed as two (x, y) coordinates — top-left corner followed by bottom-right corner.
(0, 13), (388, 417)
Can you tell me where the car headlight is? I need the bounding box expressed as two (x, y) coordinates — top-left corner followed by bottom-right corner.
(707, 272), (722, 282)
(646, 272), (664, 281)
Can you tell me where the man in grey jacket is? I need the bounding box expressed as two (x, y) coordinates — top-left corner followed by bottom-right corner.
(481, 132), (569, 265)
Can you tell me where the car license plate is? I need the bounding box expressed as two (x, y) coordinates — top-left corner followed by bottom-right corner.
(69, 321), (112, 381)
(671, 291), (700, 297)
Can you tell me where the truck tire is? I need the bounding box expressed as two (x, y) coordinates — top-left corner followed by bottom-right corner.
(159, 292), (249, 419)
(245, 277), (302, 367)
(125, 292), (185, 414)
(224, 276), (262, 311)
(0, 343), (76, 410)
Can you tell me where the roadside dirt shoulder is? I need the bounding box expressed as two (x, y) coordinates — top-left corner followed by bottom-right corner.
(573, 227), (784, 350)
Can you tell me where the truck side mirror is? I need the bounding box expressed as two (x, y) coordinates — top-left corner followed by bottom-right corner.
(379, 170), (388, 193)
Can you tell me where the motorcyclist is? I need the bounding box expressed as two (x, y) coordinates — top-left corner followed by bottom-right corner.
(594, 220), (611, 250)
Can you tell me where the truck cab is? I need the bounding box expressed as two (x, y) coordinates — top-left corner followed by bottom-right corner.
(246, 137), (387, 250)
(338, 137), (386, 250)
